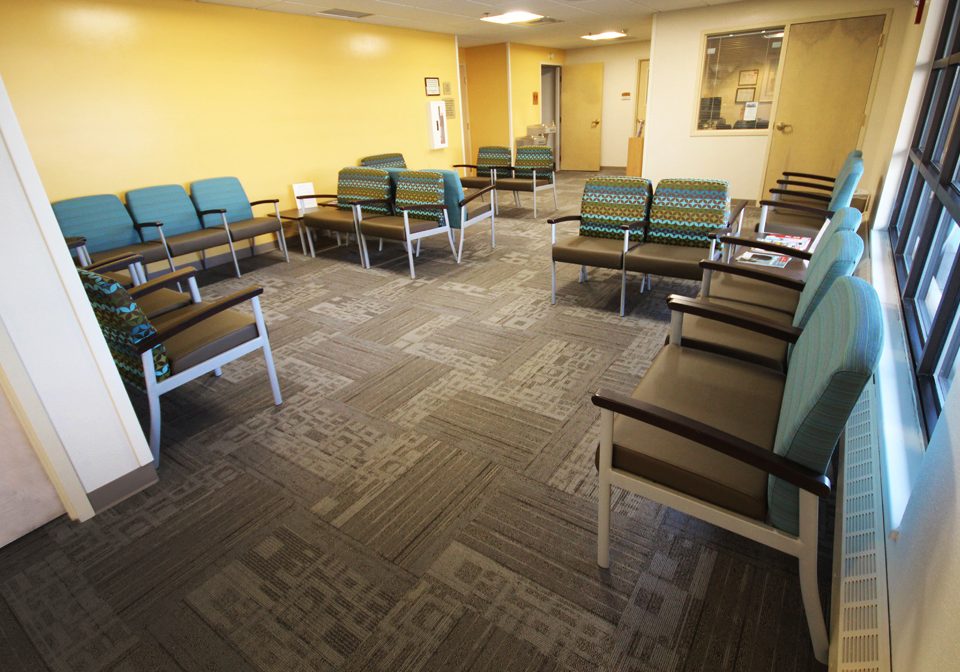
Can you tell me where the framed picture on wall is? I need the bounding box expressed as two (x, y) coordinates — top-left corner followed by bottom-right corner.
(736, 87), (756, 103)
(738, 69), (759, 86)
(424, 77), (441, 96)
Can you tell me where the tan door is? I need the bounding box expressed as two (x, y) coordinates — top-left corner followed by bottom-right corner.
(635, 59), (650, 134)
(561, 63), (603, 171)
(762, 15), (885, 196)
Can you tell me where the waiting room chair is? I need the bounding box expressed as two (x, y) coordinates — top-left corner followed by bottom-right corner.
(52, 194), (174, 282)
(357, 170), (456, 279)
(85, 253), (201, 319)
(360, 153), (407, 169)
(494, 146), (558, 218)
(430, 169), (496, 262)
(454, 145), (511, 213)
(593, 275), (883, 664)
(295, 167), (392, 267)
(126, 184), (243, 278)
(549, 176), (651, 316)
(79, 267), (281, 465)
(190, 177), (290, 265)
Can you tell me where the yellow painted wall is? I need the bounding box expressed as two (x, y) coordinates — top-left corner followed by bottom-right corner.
(462, 44), (510, 160)
(509, 43), (564, 145)
(0, 0), (464, 206)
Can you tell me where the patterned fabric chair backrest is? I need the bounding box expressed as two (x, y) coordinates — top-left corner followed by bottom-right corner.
(360, 153), (407, 169)
(52, 195), (139, 253)
(792, 230), (863, 330)
(336, 167), (392, 216)
(828, 155), (864, 211)
(476, 146), (512, 178)
(768, 276), (882, 535)
(126, 185), (205, 238)
(514, 146), (554, 180)
(78, 269), (171, 391)
(394, 171), (446, 225)
(190, 177), (254, 227)
(646, 178), (730, 248)
(579, 176), (652, 243)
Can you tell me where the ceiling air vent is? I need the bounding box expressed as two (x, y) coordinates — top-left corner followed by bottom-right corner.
(316, 8), (373, 19)
(531, 17), (562, 24)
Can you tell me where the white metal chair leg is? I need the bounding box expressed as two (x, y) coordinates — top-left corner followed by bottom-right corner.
(213, 367), (222, 377)
(550, 260), (557, 304)
(307, 227), (317, 258)
(620, 269), (627, 317)
(758, 204), (768, 233)
(252, 296), (283, 406)
(533, 190), (537, 218)
(298, 222), (307, 256)
(552, 181), (559, 210)
(490, 209), (496, 248)
(379, 238), (384, 252)
(514, 191), (521, 207)
(141, 352), (162, 466)
(416, 238), (421, 257)
(798, 490), (829, 664)
(358, 233), (371, 269)
(457, 228), (465, 262)
(335, 232), (342, 247)
(597, 408), (613, 568)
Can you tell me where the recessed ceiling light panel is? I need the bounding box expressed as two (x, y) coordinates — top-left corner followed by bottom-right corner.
(581, 31), (627, 41)
(480, 11), (544, 25)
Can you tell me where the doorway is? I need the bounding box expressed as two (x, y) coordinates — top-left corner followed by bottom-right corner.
(561, 62), (604, 171)
(541, 65), (561, 159)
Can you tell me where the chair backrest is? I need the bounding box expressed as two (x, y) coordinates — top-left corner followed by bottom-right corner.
(828, 155), (864, 211)
(126, 185), (204, 238)
(514, 146), (554, 180)
(52, 194), (139, 253)
(336, 167), (392, 216)
(768, 276), (882, 535)
(792, 230), (864, 329)
(360, 153), (407, 169)
(476, 146), (512, 177)
(808, 205), (861, 253)
(394, 171), (445, 225)
(579, 176), (652, 243)
(78, 269), (170, 390)
(190, 177), (254, 226)
(425, 169), (470, 228)
(646, 178), (730, 248)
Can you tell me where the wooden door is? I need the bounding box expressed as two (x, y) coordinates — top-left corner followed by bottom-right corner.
(762, 15), (885, 196)
(561, 63), (603, 171)
(635, 59), (650, 134)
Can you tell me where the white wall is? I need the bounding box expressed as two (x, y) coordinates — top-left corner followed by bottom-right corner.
(646, 0), (921, 200)
(565, 41), (650, 167)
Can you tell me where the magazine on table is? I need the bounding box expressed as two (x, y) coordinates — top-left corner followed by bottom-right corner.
(759, 232), (810, 250)
(736, 250), (791, 268)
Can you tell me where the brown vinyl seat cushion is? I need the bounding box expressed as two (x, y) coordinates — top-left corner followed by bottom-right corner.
(226, 217), (281, 240)
(166, 228), (230, 256)
(624, 243), (712, 280)
(302, 208), (360, 234)
(136, 288), (193, 320)
(678, 297), (794, 371)
(601, 345), (785, 521)
(494, 177), (551, 192)
(552, 235), (629, 270)
(760, 207), (827, 235)
(702, 270), (801, 315)
(90, 242), (169, 265)
(460, 175), (492, 189)
(360, 216), (440, 241)
(152, 304), (258, 374)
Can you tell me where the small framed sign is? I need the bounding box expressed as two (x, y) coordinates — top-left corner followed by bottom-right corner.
(735, 87), (755, 103)
(738, 69), (759, 86)
(424, 77), (441, 96)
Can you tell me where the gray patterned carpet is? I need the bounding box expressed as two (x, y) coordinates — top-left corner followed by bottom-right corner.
(0, 172), (830, 671)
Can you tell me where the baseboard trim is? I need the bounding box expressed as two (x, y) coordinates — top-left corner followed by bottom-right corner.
(87, 464), (158, 513)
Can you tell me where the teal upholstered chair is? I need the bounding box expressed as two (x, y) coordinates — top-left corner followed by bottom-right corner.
(548, 176), (651, 316)
(294, 167), (392, 267)
(190, 177), (289, 264)
(493, 146), (558, 217)
(427, 169), (495, 262)
(52, 194), (173, 281)
(359, 153), (407, 169)
(79, 267), (281, 465)
(357, 170), (456, 278)
(594, 275), (883, 664)
(126, 184), (242, 277)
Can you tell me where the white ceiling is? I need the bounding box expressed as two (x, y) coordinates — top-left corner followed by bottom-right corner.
(197, 0), (743, 49)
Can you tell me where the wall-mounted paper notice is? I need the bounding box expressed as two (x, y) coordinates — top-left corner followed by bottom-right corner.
(293, 182), (317, 213)
(743, 101), (758, 121)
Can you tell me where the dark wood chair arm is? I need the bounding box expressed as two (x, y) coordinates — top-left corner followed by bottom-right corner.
(86, 253), (143, 275)
(250, 198), (280, 207)
(759, 200), (833, 219)
(460, 185), (496, 206)
(198, 208), (226, 216)
(398, 203), (447, 212)
(296, 193), (337, 200)
(137, 286), (263, 352)
(700, 260), (806, 291)
(128, 268), (199, 300)
(65, 236), (87, 250)
(133, 221), (163, 231)
(768, 188), (832, 203)
(708, 227), (733, 240)
(719, 234), (813, 260)
(548, 215), (583, 225)
(775, 179), (834, 192)
(782, 171), (835, 183)
(591, 388), (831, 496)
(452, 163), (479, 169)
(667, 295), (802, 343)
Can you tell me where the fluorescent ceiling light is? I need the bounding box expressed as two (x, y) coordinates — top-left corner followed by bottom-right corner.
(581, 31), (627, 41)
(763, 31), (785, 38)
(480, 11), (543, 24)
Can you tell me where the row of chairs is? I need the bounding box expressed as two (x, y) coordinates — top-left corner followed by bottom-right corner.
(54, 177), (290, 281)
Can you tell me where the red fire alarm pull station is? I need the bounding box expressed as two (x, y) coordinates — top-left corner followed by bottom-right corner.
(533, 91), (539, 105)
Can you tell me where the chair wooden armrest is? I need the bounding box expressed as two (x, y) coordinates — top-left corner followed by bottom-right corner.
(719, 234), (813, 260)
(297, 193), (337, 200)
(250, 198), (279, 207)
(768, 188), (832, 203)
(782, 171), (835, 183)
(699, 260), (806, 291)
(775, 179), (834, 192)
(758, 200), (833, 219)
(460, 185), (495, 206)
(547, 215), (583, 225)
(128, 268), (199, 300)
(65, 236), (87, 250)
(452, 163), (478, 169)
(591, 388), (831, 496)
(667, 295), (802, 343)
(137, 286), (263, 352)
(87, 253), (143, 274)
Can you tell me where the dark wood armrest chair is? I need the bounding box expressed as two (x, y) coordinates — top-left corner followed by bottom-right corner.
(760, 153), (863, 235)
(493, 146), (558, 218)
(593, 276), (883, 664)
(454, 146), (511, 216)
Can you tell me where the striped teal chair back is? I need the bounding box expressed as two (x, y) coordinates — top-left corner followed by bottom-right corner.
(360, 153), (407, 169)
(579, 176), (651, 242)
(126, 185), (205, 238)
(395, 171), (445, 225)
(78, 269), (170, 391)
(768, 276), (882, 535)
(476, 146), (512, 178)
(336, 167), (392, 216)
(828, 155), (864, 211)
(52, 194), (140, 253)
(514, 146), (554, 181)
(647, 178), (730, 248)
(190, 177), (254, 226)
(793, 230), (863, 329)
(809, 206), (861, 252)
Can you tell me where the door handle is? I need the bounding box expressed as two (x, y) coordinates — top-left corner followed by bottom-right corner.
(591, 119), (601, 127)
(775, 121), (793, 133)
